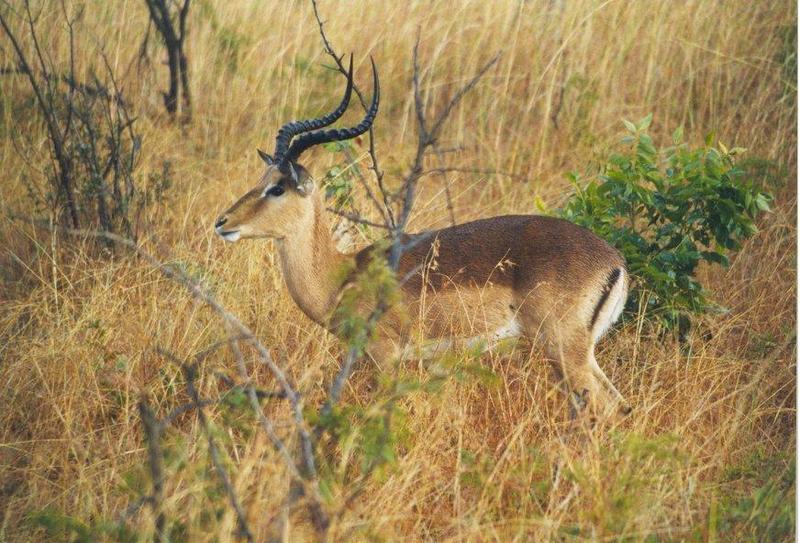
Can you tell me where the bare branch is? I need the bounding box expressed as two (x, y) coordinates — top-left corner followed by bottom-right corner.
(310, 0), (393, 227)
(155, 343), (287, 426)
(390, 39), (501, 267)
(432, 144), (456, 226)
(411, 34), (427, 140)
(326, 207), (391, 230)
(0, 2), (79, 228)
(427, 52), (502, 142)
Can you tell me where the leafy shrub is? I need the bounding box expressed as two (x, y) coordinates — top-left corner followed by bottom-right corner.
(560, 115), (772, 333)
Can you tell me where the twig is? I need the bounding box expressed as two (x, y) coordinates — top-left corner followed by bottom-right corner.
(316, 302), (388, 426)
(339, 145), (389, 227)
(432, 144), (456, 225)
(227, 335), (327, 519)
(0, 1), (79, 228)
(326, 207), (391, 230)
(190, 334), (251, 366)
(426, 52), (502, 143)
(390, 36), (501, 269)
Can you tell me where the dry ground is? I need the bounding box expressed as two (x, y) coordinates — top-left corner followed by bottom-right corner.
(0, 0), (796, 541)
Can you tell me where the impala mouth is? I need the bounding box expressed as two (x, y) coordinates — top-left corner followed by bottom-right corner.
(216, 228), (241, 242)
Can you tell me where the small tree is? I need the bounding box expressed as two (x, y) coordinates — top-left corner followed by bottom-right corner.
(560, 115), (772, 334)
(143, 0), (192, 120)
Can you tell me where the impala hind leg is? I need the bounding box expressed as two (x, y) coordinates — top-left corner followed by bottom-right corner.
(546, 339), (604, 420)
(545, 335), (628, 421)
(588, 349), (631, 415)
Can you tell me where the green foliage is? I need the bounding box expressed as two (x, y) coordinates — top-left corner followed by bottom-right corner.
(560, 115), (772, 331)
(709, 450), (796, 542)
(428, 340), (502, 387)
(332, 242), (401, 352)
(322, 140), (360, 212)
(311, 380), (417, 501)
(568, 432), (686, 539)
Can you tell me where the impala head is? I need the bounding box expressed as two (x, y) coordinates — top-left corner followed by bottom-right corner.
(215, 55), (380, 242)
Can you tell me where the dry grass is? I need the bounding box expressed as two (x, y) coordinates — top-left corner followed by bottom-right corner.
(0, 0), (796, 541)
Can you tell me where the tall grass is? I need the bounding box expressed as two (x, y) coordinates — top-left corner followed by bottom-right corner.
(0, 0), (795, 540)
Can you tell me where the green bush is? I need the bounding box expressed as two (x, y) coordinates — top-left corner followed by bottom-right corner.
(560, 115), (772, 333)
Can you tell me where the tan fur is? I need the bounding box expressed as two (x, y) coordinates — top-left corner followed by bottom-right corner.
(216, 164), (630, 418)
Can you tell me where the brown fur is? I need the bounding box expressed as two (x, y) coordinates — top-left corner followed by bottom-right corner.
(216, 164), (630, 417)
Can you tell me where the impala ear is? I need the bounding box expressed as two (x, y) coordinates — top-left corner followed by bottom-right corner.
(288, 163), (314, 196)
(257, 148), (275, 165)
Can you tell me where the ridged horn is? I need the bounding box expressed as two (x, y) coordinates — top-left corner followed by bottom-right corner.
(273, 54), (354, 162)
(279, 57), (379, 171)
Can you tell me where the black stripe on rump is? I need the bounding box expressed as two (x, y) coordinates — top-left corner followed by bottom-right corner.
(589, 268), (621, 330)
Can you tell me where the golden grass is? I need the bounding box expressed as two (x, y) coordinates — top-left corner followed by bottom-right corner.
(0, 0), (796, 540)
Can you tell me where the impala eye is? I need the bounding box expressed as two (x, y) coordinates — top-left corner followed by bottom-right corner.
(264, 183), (285, 197)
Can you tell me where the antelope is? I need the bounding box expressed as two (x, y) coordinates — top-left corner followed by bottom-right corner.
(214, 58), (631, 419)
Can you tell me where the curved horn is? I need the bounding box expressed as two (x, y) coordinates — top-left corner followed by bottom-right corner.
(273, 54), (354, 161)
(279, 57), (379, 170)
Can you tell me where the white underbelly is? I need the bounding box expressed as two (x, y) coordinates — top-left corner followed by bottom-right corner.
(402, 317), (523, 360)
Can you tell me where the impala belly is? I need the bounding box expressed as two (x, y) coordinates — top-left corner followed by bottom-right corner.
(392, 280), (523, 359)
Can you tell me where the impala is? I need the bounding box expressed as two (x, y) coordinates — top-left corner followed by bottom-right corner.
(215, 58), (630, 418)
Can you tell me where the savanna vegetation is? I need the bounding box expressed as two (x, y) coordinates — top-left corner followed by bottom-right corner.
(0, 1), (795, 541)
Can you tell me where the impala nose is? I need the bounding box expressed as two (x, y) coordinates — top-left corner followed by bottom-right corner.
(215, 216), (227, 229)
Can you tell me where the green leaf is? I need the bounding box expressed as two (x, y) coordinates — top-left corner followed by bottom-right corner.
(638, 112), (653, 130)
(622, 118), (637, 133)
(755, 193), (772, 212)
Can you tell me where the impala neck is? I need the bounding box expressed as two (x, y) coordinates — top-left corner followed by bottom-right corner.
(275, 194), (349, 325)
